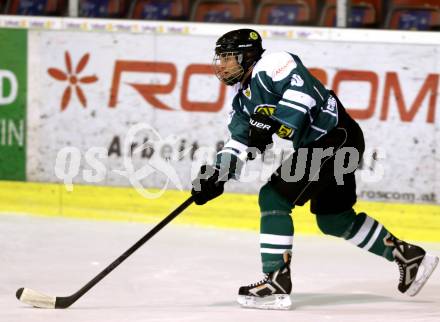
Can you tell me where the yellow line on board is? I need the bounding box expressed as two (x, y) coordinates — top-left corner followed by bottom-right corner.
(0, 181), (439, 242)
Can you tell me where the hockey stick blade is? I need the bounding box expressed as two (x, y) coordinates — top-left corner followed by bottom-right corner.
(16, 288), (55, 308)
(16, 195), (195, 309)
(16, 287), (79, 309)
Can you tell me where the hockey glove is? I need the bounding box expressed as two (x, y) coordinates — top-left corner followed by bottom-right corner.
(248, 113), (279, 158)
(191, 165), (225, 205)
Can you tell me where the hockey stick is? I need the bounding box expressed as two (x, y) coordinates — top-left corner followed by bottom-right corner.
(16, 195), (195, 309)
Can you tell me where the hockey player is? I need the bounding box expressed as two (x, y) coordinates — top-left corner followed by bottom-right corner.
(191, 29), (438, 310)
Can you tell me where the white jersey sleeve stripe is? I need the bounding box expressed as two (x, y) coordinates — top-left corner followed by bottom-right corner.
(310, 125), (327, 133)
(217, 149), (239, 157)
(224, 139), (248, 152)
(321, 109), (337, 117)
(279, 100), (307, 114)
(283, 89), (316, 108)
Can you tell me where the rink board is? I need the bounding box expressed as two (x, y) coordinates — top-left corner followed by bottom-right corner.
(0, 19), (440, 243)
(1, 17), (440, 205)
(0, 181), (438, 242)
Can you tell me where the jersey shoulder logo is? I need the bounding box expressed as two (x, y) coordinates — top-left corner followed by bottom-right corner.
(290, 74), (304, 87)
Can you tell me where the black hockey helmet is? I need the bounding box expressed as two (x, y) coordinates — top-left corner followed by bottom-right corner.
(213, 29), (264, 86)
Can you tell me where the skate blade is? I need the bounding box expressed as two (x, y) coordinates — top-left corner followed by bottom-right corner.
(407, 253), (439, 297)
(237, 294), (292, 310)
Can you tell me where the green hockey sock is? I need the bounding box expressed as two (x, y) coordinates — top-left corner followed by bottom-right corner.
(259, 184), (295, 273)
(316, 210), (395, 261)
(344, 212), (395, 261)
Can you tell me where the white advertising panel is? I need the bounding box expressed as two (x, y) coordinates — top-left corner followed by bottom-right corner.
(26, 28), (440, 204)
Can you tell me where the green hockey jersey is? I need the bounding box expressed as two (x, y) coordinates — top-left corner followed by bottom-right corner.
(216, 51), (339, 178)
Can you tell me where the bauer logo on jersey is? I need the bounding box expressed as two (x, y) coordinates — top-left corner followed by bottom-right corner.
(277, 125), (294, 138)
(290, 74), (304, 87)
(255, 105), (275, 115)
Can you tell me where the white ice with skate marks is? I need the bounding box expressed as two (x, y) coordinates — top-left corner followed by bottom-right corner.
(2, 214), (440, 322)
(237, 294), (292, 310)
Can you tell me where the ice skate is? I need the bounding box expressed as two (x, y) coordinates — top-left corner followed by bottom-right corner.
(237, 252), (292, 310)
(391, 237), (439, 296)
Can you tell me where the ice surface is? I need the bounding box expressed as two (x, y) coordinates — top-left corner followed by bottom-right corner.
(1, 214), (439, 322)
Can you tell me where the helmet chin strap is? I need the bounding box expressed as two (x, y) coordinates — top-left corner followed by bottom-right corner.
(240, 60), (258, 86)
(240, 67), (253, 86)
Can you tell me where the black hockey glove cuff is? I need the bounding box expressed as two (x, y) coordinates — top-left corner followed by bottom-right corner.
(215, 152), (243, 180)
(191, 165), (226, 205)
(248, 113), (280, 159)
